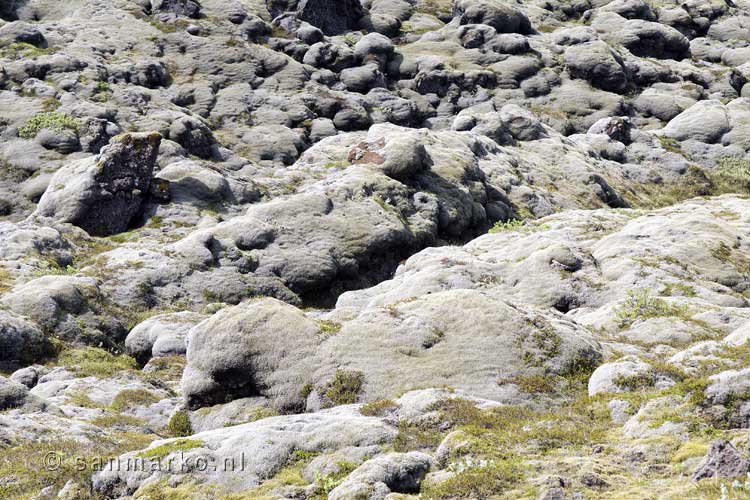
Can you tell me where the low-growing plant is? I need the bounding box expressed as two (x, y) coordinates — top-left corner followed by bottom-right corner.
(489, 219), (527, 233)
(167, 410), (193, 437)
(311, 461), (358, 497)
(614, 289), (690, 328)
(422, 459), (524, 499)
(110, 389), (160, 411)
(138, 438), (204, 460)
(18, 112), (79, 139)
(56, 347), (138, 378)
(323, 370), (364, 407)
(711, 156), (750, 193)
(360, 399), (398, 416)
(316, 319), (342, 337)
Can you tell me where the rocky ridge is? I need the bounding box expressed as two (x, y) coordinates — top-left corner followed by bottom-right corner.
(3, 0), (750, 499)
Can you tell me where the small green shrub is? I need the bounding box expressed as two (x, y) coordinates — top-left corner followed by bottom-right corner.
(488, 219), (526, 233)
(323, 370), (364, 407)
(18, 112), (79, 139)
(614, 289), (689, 328)
(360, 399), (398, 416)
(167, 410), (193, 437)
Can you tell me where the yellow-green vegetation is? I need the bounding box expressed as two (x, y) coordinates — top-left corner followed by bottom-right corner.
(18, 111), (80, 139)
(65, 390), (106, 408)
(133, 457), (313, 500)
(711, 156), (750, 193)
(0, 156), (28, 181)
(509, 373), (557, 394)
(316, 319), (342, 337)
(168, 410), (193, 438)
(488, 219), (527, 233)
(323, 370), (365, 407)
(662, 283), (697, 298)
(671, 441), (708, 464)
(55, 347), (138, 378)
(138, 438), (204, 460)
(421, 459), (525, 500)
(0, 42), (56, 60)
(90, 413), (147, 429)
(110, 389), (160, 411)
(658, 136), (690, 158)
(360, 399), (399, 416)
(323, 160), (349, 169)
(41, 97), (61, 111)
(0, 266), (12, 293)
(712, 241), (750, 274)
(614, 289), (690, 328)
(391, 395), (612, 496)
(31, 260), (77, 277)
(414, 0), (452, 17)
(142, 355), (187, 382)
(0, 433), (154, 500)
(310, 461), (359, 498)
(148, 18), (190, 34)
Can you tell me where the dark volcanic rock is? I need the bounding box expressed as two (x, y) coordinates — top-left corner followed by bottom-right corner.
(34, 132), (162, 236)
(693, 440), (750, 481)
(298, 0), (366, 36)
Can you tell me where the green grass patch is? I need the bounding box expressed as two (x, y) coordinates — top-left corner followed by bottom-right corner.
(110, 389), (160, 411)
(139, 438), (204, 460)
(360, 399), (399, 417)
(55, 347), (138, 378)
(422, 459), (525, 499)
(0, 42), (56, 60)
(614, 289), (690, 328)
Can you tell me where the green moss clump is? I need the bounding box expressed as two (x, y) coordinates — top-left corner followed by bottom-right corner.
(488, 219), (526, 233)
(0, 42), (55, 60)
(311, 461), (358, 497)
(110, 389), (160, 411)
(168, 410), (194, 438)
(0, 266), (13, 294)
(421, 460), (524, 499)
(658, 136), (690, 158)
(316, 320), (342, 337)
(0, 432), (154, 500)
(323, 370), (364, 407)
(510, 373), (557, 394)
(56, 347), (138, 378)
(614, 289), (690, 328)
(139, 438), (204, 460)
(710, 156), (750, 193)
(360, 399), (398, 417)
(18, 112), (80, 139)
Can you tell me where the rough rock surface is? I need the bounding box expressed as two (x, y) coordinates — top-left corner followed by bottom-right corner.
(2, 0), (750, 498)
(34, 132), (162, 236)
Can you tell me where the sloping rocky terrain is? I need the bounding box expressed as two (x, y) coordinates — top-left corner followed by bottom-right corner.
(4, 0), (750, 498)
